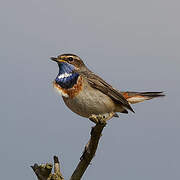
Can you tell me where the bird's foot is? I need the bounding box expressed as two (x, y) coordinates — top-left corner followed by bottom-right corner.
(89, 112), (115, 124)
(89, 114), (106, 124)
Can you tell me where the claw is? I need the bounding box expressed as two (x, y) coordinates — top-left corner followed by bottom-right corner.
(89, 112), (115, 124)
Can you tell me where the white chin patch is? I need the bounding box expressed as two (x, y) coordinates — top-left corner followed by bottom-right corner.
(58, 73), (72, 79)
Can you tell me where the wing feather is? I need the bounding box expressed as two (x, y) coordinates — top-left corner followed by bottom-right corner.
(78, 70), (134, 113)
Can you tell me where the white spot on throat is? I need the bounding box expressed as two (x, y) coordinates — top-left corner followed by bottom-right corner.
(58, 73), (72, 79)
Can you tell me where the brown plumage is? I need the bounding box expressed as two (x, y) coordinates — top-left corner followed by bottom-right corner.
(51, 54), (165, 120)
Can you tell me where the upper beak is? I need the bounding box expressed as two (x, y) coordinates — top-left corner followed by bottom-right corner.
(50, 57), (67, 63)
(50, 57), (58, 62)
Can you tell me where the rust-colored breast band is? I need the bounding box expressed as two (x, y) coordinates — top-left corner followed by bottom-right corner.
(53, 75), (83, 99)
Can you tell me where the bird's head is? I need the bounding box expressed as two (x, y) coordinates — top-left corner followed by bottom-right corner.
(51, 54), (85, 71)
(51, 54), (86, 89)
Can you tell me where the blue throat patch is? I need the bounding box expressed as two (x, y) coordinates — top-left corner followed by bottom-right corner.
(55, 62), (79, 89)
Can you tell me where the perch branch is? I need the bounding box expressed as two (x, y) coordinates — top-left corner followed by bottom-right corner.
(70, 119), (106, 180)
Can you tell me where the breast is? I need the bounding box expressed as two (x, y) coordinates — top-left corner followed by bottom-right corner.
(62, 78), (116, 118)
(53, 75), (83, 99)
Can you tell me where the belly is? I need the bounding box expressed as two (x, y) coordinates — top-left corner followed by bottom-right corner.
(63, 82), (116, 118)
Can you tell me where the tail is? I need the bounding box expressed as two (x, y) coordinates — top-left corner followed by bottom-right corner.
(121, 91), (165, 104)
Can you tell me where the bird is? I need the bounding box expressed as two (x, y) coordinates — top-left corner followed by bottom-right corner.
(51, 54), (164, 123)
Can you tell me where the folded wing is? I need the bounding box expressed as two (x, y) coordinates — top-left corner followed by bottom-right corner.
(78, 70), (135, 113)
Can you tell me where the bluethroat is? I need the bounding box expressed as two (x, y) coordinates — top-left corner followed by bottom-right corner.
(51, 54), (164, 123)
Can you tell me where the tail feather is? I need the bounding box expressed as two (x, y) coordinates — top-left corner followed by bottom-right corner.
(121, 91), (165, 104)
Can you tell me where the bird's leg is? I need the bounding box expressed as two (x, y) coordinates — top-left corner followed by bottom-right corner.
(89, 114), (105, 124)
(89, 112), (115, 124)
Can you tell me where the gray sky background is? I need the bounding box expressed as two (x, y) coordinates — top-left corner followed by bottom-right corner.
(0, 0), (180, 179)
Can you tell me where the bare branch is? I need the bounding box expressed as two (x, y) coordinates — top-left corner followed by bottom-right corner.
(31, 156), (64, 180)
(70, 119), (106, 180)
(54, 156), (64, 180)
(32, 117), (107, 180)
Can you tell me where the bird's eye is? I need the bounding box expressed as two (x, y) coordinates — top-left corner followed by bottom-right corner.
(68, 57), (73, 62)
